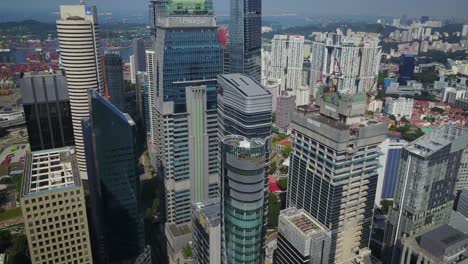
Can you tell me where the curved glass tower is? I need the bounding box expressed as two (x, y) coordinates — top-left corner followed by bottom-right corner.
(221, 135), (266, 264)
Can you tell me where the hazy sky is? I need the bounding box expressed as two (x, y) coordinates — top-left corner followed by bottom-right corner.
(0, 0), (467, 18)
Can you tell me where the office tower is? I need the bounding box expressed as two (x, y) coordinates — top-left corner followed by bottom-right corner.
(376, 139), (407, 203)
(287, 84), (387, 263)
(270, 35), (305, 92)
(263, 78), (280, 112)
(420, 16), (429, 24)
(192, 201), (221, 264)
(19, 71), (74, 151)
(275, 208), (331, 264)
(57, 4), (104, 178)
(130, 55), (136, 84)
(132, 38), (146, 72)
(383, 125), (468, 263)
(218, 27), (230, 74)
(400, 224), (468, 264)
(276, 91), (295, 132)
(398, 54), (415, 85)
(135, 72), (148, 130)
(457, 189), (468, 218)
(83, 90), (144, 263)
(220, 135), (267, 264)
(384, 97), (414, 118)
(455, 149), (468, 192)
(151, 0), (222, 226)
(310, 31), (381, 97)
(21, 147), (93, 264)
(217, 74), (272, 259)
(218, 74), (272, 139)
(229, 0), (262, 81)
(103, 53), (126, 112)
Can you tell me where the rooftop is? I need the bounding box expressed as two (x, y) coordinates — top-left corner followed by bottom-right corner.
(194, 201), (220, 227)
(222, 135), (266, 149)
(411, 224), (468, 259)
(280, 208), (329, 236)
(167, 222), (192, 237)
(406, 124), (467, 158)
(219, 74), (270, 97)
(22, 147), (80, 196)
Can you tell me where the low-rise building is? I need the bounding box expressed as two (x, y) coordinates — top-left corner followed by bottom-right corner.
(384, 97), (414, 118)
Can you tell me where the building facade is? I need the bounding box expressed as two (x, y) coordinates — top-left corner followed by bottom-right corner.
(83, 90), (144, 263)
(276, 91), (295, 132)
(228, 0), (262, 81)
(270, 35), (305, 92)
(399, 54), (416, 85)
(310, 31), (381, 97)
(384, 97), (414, 118)
(383, 125), (468, 263)
(275, 208), (331, 264)
(132, 38), (146, 72)
(19, 71), (74, 151)
(103, 53), (126, 112)
(377, 139), (407, 202)
(192, 201), (221, 264)
(221, 135), (267, 264)
(287, 87), (387, 263)
(21, 147), (93, 264)
(57, 5), (104, 178)
(455, 149), (468, 192)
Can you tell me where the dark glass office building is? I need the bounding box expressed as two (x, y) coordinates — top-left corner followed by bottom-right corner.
(132, 38), (146, 72)
(103, 53), (126, 112)
(19, 71), (74, 151)
(229, 0), (262, 81)
(83, 90), (144, 263)
(398, 54), (415, 85)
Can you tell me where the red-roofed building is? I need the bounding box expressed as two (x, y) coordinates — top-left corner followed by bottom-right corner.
(269, 176), (281, 193)
(276, 139), (292, 151)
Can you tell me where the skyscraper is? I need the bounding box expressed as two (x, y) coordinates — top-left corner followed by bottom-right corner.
(287, 84), (387, 263)
(21, 147), (93, 264)
(383, 124), (468, 263)
(19, 71), (74, 151)
(376, 139), (407, 203)
(57, 4), (104, 178)
(132, 38), (146, 72)
(398, 54), (415, 85)
(310, 31), (381, 97)
(270, 35), (305, 92)
(217, 74), (272, 260)
(192, 201), (221, 264)
(276, 91), (295, 132)
(455, 149), (468, 192)
(274, 208), (331, 264)
(221, 135), (267, 264)
(144, 49), (156, 149)
(150, 0), (222, 231)
(103, 53), (126, 112)
(83, 90), (144, 263)
(229, 0), (262, 81)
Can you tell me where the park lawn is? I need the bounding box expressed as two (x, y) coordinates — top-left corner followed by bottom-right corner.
(0, 207), (22, 222)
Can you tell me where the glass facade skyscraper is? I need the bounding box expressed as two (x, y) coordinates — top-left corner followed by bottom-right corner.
(221, 135), (267, 264)
(229, 0), (262, 81)
(150, 0), (223, 227)
(83, 90), (144, 263)
(398, 54), (415, 85)
(103, 53), (126, 112)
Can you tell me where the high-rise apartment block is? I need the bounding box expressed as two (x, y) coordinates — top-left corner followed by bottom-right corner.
(310, 31), (381, 97)
(270, 35), (305, 92)
(192, 201), (221, 264)
(275, 208), (331, 264)
(21, 147), (93, 264)
(103, 53), (126, 112)
(19, 71), (74, 151)
(287, 85), (387, 263)
(57, 4), (103, 178)
(384, 97), (414, 118)
(83, 90), (144, 263)
(383, 125), (468, 262)
(276, 91), (295, 132)
(229, 0), (262, 81)
(150, 0), (222, 228)
(221, 136), (267, 264)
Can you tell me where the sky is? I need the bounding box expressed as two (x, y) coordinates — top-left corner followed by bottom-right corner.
(0, 0), (467, 20)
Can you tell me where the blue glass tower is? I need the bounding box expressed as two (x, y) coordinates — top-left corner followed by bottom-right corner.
(103, 53), (126, 112)
(83, 90), (144, 263)
(398, 54), (415, 85)
(150, 0), (223, 227)
(229, 0), (262, 81)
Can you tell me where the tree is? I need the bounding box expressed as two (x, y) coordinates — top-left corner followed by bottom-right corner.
(182, 244), (192, 258)
(282, 145), (292, 157)
(6, 234), (30, 264)
(431, 107), (444, 114)
(269, 162), (277, 175)
(271, 112), (276, 124)
(400, 116), (408, 123)
(278, 178), (287, 191)
(275, 133), (288, 142)
(0, 230), (12, 252)
(267, 193), (280, 229)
